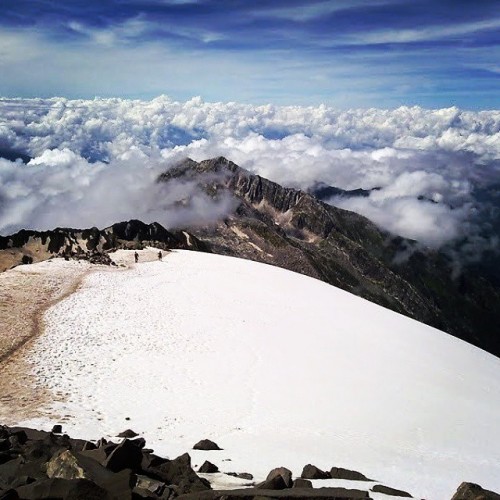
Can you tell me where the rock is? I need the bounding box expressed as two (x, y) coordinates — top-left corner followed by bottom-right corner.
(8, 477), (35, 489)
(51, 425), (62, 434)
(371, 484), (412, 497)
(237, 473), (254, 481)
(0, 454), (14, 467)
(130, 438), (146, 449)
(0, 490), (19, 500)
(134, 474), (167, 496)
(82, 441), (97, 451)
(330, 467), (370, 481)
(255, 475), (288, 490)
(145, 453), (211, 495)
(47, 450), (135, 498)
(225, 472), (254, 481)
(118, 430), (139, 439)
(193, 440), (222, 451)
(292, 478), (312, 488)
(173, 486), (370, 499)
(22, 433), (70, 462)
(0, 457), (48, 485)
(300, 464), (330, 480)
(451, 482), (500, 500)
(266, 468), (293, 489)
(141, 453), (168, 471)
(199, 461), (219, 473)
(104, 439), (143, 473)
(15, 477), (107, 499)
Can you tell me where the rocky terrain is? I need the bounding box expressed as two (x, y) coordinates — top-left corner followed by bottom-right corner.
(0, 221), (207, 273)
(158, 157), (500, 357)
(0, 424), (498, 500)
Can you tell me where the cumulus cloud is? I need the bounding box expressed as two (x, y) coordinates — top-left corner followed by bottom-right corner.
(0, 96), (498, 261)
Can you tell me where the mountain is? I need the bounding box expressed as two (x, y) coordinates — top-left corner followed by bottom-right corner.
(309, 182), (380, 201)
(1, 156), (499, 357)
(0, 220), (207, 272)
(158, 157), (500, 357)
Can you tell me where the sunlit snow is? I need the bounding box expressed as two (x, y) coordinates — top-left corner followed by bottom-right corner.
(22, 250), (500, 499)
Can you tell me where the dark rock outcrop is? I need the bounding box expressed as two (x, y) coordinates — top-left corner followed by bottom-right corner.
(198, 462), (219, 474)
(329, 468), (370, 481)
(450, 482), (500, 500)
(292, 478), (312, 489)
(300, 465), (331, 480)
(117, 430), (139, 439)
(193, 440), (222, 451)
(0, 220), (207, 273)
(0, 424), (210, 499)
(265, 468), (293, 489)
(371, 484), (412, 497)
(175, 487), (371, 499)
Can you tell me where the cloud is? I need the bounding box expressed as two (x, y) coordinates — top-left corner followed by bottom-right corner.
(0, 145), (236, 235)
(0, 96), (498, 262)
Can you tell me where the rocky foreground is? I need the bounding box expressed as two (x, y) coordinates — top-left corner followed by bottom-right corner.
(0, 425), (498, 500)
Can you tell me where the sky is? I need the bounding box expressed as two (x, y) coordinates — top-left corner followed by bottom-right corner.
(0, 0), (499, 108)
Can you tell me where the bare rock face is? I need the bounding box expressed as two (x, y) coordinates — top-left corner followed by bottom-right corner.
(293, 478), (313, 488)
(300, 464), (331, 480)
(199, 461), (219, 474)
(371, 484), (412, 497)
(329, 467), (371, 481)
(0, 220), (207, 273)
(265, 468), (293, 489)
(450, 482), (500, 500)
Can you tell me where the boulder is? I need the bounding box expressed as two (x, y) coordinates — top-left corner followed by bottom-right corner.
(300, 465), (330, 480)
(330, 467), (370, 481)
(0, 457), (48, 486)
(199, 461), (219, 473)
(226, 472), (254, 481)
(15, 477), (107, 499)
(0, 489), (19, 500)
(293, 478), (313, 489)
(47, 450), (135, 499)
(255, 475), (288, 490)
(145, 453), (211, 495)
(193, 440), (222, 451)
(51, 425), (62, 434)
(371, 484), (412, 497)
(134, 474), (167, 496)
(451, 482), (500, 500)
(118, 430), (139, 439)
(104, 439), (143, 473)
(266, 468), (293, 489)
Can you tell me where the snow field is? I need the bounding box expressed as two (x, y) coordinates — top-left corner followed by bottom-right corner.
(21, 250), (500, 500)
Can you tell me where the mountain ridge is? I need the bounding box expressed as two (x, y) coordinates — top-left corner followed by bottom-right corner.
(1, 156), (499, 357)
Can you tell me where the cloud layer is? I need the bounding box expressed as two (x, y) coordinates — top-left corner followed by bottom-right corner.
(0, 96), (499, 258)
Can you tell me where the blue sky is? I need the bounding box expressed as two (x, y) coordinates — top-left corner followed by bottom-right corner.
(0, 0), (499, 108)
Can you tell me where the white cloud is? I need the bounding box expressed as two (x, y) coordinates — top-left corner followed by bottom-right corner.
(0, 96), (498, 255)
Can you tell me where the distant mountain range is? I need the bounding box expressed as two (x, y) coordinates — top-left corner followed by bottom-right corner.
(1, 156), (499, 357)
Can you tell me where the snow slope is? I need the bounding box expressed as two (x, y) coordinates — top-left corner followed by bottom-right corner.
(22, 250), (500, 499)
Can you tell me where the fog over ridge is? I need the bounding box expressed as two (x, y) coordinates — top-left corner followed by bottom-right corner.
(0, 96), (499, 261)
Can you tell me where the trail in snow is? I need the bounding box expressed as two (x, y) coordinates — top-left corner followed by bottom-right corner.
(20, 250), (500, 500)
